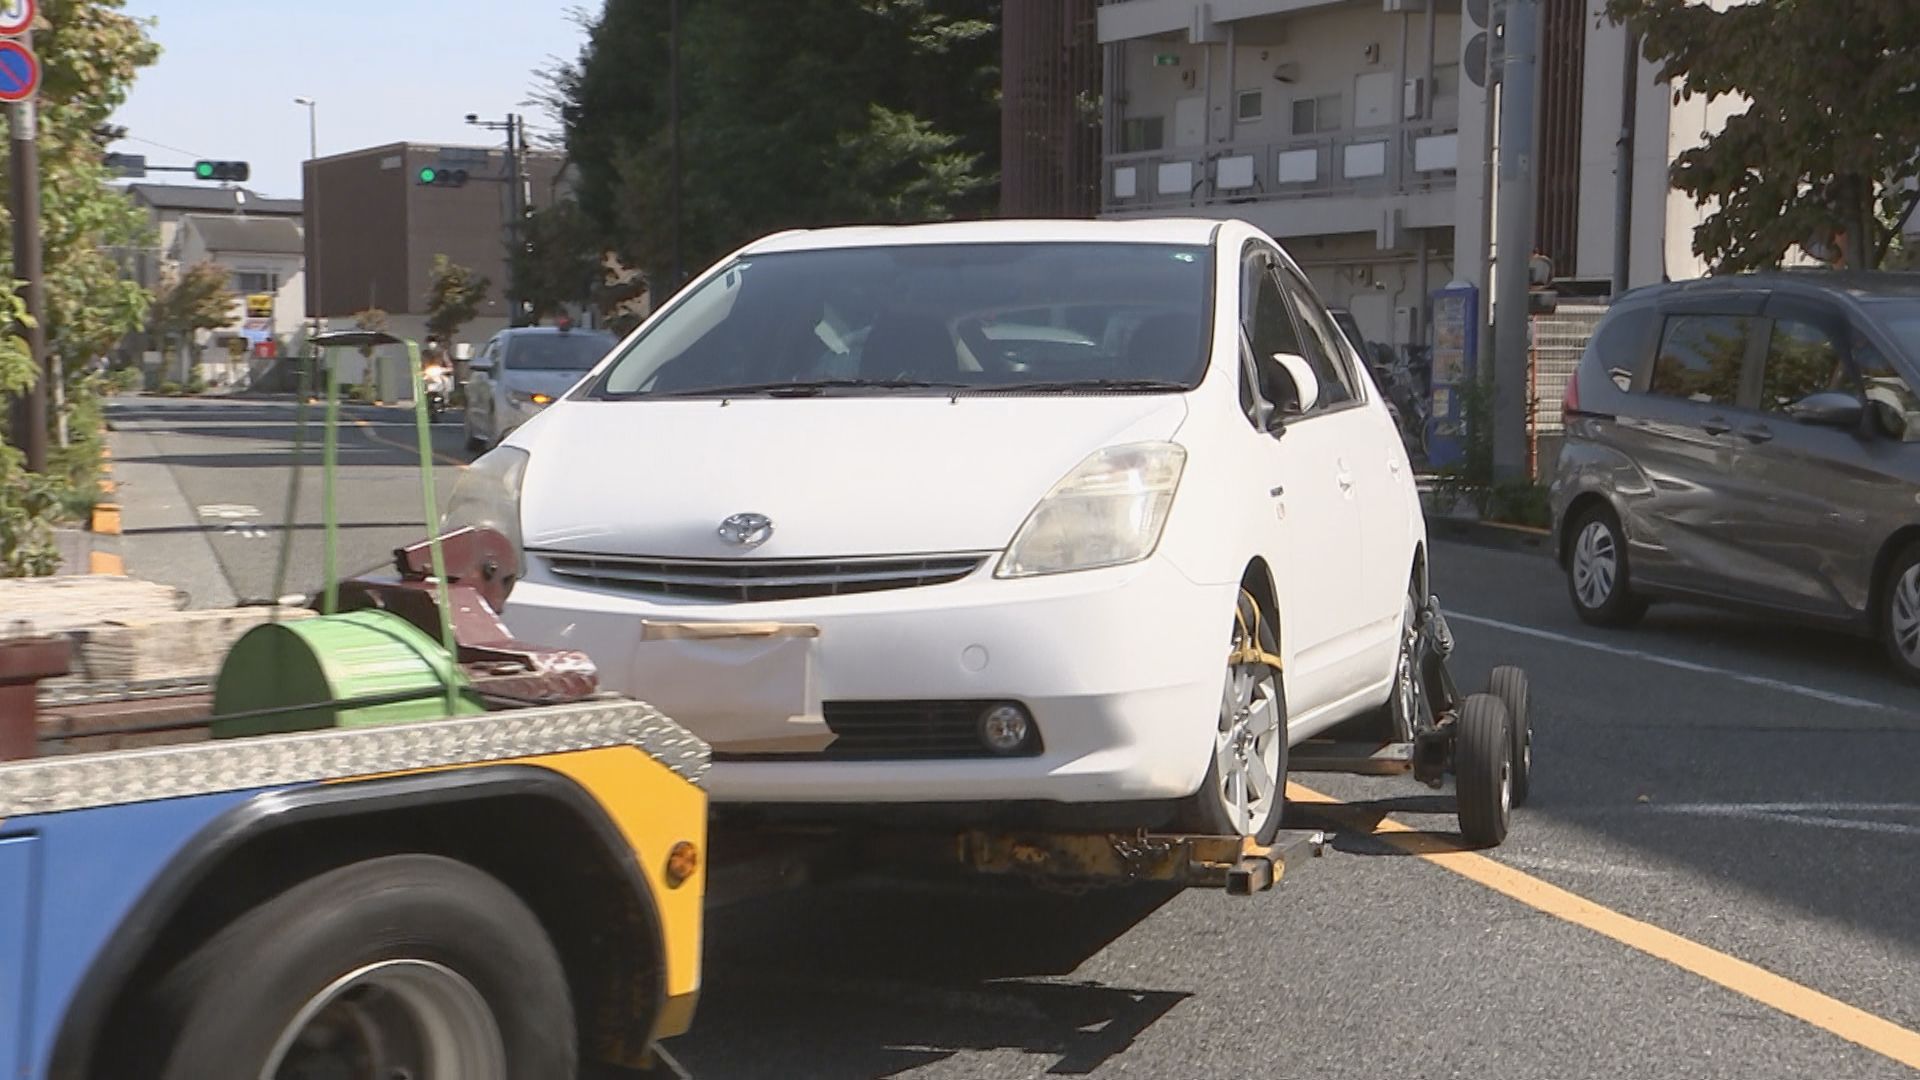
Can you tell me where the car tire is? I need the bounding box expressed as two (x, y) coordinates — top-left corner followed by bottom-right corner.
(1488, 665), (1532, 807)
(1181, 590), (1288, 844)
(144, 854), (576, 1080)
(1453, 693), (1513, 848)
(1879, 541), (1920, 685)
(1566, 506), (1648, 628)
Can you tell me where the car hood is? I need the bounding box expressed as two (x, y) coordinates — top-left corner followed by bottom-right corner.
(514, 394), (1190, 559)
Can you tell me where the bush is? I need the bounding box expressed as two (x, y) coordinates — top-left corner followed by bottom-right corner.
(106, 366), (144, 394)
(0, 443), (61, 577)
(1487, 478), (1551, 529)
(156, 380), (182, 396)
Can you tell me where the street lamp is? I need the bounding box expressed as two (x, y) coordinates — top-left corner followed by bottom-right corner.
(294, 96), (321, 345)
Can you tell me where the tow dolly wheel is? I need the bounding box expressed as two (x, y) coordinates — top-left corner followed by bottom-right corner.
(1453, 693), (1513, 847)
(1488, 665), (1532, 806)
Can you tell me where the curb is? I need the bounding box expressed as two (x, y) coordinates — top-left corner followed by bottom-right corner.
(1426, 514), (1555, 558)
(87, 443), (125, 576)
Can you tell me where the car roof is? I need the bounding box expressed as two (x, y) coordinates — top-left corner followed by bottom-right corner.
(1617, 269), (1920, 308)
(741, 217), (1224, 255)
(499, 326), (615, 337)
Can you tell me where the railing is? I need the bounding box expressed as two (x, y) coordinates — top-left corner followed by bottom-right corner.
(1104, 122), (1460, 212)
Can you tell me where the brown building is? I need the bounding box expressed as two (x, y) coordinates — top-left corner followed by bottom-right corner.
(1000, 0), (1103, 218)
(303, 142), (567, 339)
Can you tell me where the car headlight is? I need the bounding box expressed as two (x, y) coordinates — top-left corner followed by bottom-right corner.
(997, 442), (1186, 578)
(442, 445), (530, 557)
(509, 390), (554, 407)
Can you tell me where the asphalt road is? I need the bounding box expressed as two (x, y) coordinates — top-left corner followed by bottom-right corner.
(107, 396), (1920, 1079)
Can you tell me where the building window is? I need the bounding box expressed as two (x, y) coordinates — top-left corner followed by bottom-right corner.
(233, 270), (279, 294)
(1291, 93), (1343, 136)
(1121, 116), (1165, 153)
(1236, 90), (1263, 123)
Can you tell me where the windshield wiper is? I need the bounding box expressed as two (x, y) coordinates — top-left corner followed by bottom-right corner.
(650, 377), (971, 398)
(973, 378), (1191, 394)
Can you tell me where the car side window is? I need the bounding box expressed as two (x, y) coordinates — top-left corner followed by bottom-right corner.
(1583, 306), (1654, 391)
(1760, 318), (1846, 415)
(1274, 268), (1359, 408)
(1241, 253), (1306, 417)
(1650, 314), (1751, 405)
(1854, 337), (1920, 442)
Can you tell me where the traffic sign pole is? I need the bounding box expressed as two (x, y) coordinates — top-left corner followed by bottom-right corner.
(5, 25), (46, 471)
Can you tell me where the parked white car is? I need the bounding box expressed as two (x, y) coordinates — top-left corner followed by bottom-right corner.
(446, 218), (1426, 842)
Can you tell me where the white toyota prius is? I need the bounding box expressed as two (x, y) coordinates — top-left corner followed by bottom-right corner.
(447, 217), (1427, 842)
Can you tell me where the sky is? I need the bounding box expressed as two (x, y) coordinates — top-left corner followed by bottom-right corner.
(107, 1), (597, 199)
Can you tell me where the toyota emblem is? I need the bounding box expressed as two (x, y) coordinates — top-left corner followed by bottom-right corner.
(717, 512), (774, 549)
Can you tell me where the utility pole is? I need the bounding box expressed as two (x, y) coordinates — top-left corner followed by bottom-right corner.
(8, 30), (47, 473)
(669, 0), (683, 292)
(1611, 28), (1639, 298)
(1490, 0), (1540, 482)
(507, 113), (525, 327)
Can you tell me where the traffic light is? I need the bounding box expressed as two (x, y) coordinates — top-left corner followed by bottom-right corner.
(193, 160), (250, 182)
(417, 166), (469, 188)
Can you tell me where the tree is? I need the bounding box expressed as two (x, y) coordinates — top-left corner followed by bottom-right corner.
(423, 255), (491, 345)
(1606, 0), (1920, 272)
(547, 0), (1000, 288)
(149, 261), (235, 380)
(511, 199), (650, 329)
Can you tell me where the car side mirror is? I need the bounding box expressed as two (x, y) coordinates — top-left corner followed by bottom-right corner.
(469, 358), (494, 374)
(1271, 352), (1320, 416)
(1786, 390), (1864, 428)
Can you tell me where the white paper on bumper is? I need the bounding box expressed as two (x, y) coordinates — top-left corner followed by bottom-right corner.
(629, 621), (833, 753)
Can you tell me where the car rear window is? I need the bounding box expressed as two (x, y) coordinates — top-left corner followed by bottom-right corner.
(588, 242), (1215, 397)
(1650, 314), (1751, 405)
(506, 333), (617, 371)
(1581, 306), (1655, 391)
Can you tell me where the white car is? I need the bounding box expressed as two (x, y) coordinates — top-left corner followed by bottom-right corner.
(462, 326), (619, 450)
(446, 218), (1426, 842)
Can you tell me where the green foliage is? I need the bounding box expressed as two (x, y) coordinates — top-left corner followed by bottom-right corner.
(0, 443), (60, 577)
(0, 281), (38, 397)
(105, 365), (143, 394)
(1487, 478), (1551, 529)
(1605, 0), (1920, 271)
(550, 0), (1001, 288)
(512, 199), (645, 325)
(149, 260), (235, 346)
(423, 255), (490, 344)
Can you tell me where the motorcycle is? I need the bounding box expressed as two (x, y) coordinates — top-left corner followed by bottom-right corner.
(422, 360), (452, 422)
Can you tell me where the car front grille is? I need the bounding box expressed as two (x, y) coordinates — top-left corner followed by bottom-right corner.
(536, 551), (988, 602)
(716, 700), (1043, 761)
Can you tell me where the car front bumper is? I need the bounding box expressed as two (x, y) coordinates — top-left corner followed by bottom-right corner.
(502, 554), (1236, 806)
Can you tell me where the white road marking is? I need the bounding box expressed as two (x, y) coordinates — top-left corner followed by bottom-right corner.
(1647, 802), (1920, 838)
(198, 503), (267, 539)
(1446, 611), (1898, 713)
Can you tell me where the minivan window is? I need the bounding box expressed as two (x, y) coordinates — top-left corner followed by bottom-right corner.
(590, 242), (1214, 397)
(1854, 336), (1920, 442)
(1650, 314), (1751, 405)
(1760, 318), (1845, 413)
(1583, 305), (1654, 391)
(1275, 268), (1358, 407)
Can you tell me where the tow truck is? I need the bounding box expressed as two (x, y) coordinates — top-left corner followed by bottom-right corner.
(0, 332), (1529, 1079)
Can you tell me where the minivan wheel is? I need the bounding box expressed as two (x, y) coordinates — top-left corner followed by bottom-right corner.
(1182, 590), (1287, 844)
(1880, 542), (1920, 685)
(1567, 507), (1647, 628)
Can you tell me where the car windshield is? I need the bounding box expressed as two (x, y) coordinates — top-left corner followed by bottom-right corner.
(587, 242), (1214, 398)
(1868, 299), (1920, 361)
(506, 332), (617, 371)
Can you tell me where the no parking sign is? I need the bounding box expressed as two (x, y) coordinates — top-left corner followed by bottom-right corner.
(0, 0), (37, 105)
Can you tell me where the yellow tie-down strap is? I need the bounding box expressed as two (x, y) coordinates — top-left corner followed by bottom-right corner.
(1231, 588), (1285, 673)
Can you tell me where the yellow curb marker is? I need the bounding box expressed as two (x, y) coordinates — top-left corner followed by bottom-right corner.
(1287, 782), (1920, 1071)
(88, 443), (125, 575)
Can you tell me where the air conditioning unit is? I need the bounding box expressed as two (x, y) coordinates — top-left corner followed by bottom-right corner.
(1404, 77), (1427, 118)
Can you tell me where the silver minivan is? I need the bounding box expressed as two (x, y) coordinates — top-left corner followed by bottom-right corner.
(1549, 271), (1920, 682)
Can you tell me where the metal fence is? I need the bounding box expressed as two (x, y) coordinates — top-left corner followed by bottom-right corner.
(1528, 303), (1606, 480)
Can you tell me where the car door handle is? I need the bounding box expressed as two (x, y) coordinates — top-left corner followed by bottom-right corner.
(1701, 416), (1732, 436)
(1737, 425), (1774, 444)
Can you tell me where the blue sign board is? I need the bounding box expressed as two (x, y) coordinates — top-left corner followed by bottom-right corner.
(0, 39), (37, 102)
(1425, 283), (1479, 469)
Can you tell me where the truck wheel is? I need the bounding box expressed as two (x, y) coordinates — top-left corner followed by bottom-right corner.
(1488, 665), (1532, 806)
(1453, 693), (1513, 848)
(149, 854), (575, 1080)
(1182, 590), (1288, 844)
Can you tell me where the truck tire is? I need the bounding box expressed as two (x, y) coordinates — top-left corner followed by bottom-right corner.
(1488, 665), (1532, 807)
(1453, 693), (1513, 848)
(148, 853), (575, 1080)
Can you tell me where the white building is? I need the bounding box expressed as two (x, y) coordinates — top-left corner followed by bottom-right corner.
(174, 214), (309, 345)
(1095, 0), (1726, 352)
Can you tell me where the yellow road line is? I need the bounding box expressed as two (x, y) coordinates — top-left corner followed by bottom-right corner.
(1287, 783), (1920, 1070)
(351, 418), (469, 469)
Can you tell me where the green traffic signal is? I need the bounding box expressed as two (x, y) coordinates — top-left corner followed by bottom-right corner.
(195, 161), (214, 179)
(419, 167), (437, 183)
